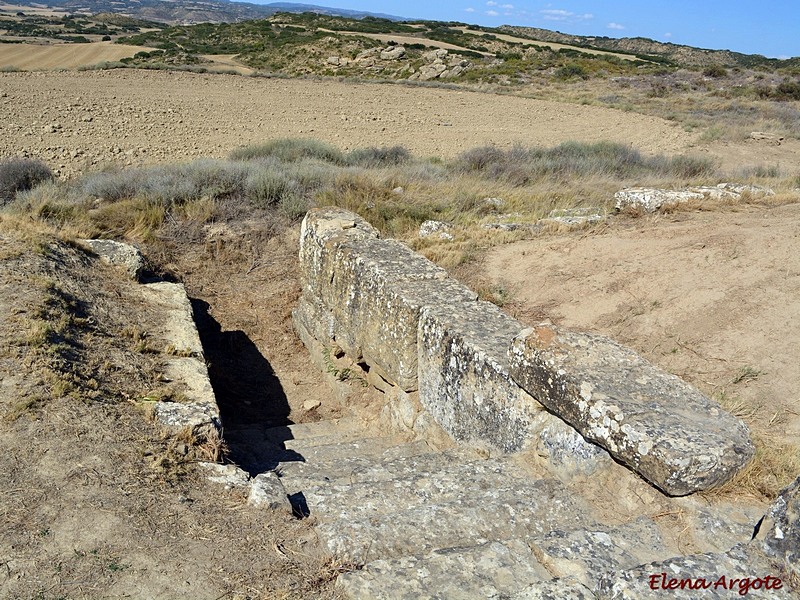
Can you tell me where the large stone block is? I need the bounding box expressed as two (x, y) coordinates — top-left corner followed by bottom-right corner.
(298, 207), (379, 299)
(299, 208), (477, 390)
(508, 325), (755, 495)
(418, 300), (546, 452)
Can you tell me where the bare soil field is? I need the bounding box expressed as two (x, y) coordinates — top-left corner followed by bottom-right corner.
(483, 204), (800, 473)
(2, 69), (797, 178)
(0, 42), (146, 70)
(0, 68), (696, 176)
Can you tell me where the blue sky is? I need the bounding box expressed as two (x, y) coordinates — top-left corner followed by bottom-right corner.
(279, 1), (800, 59)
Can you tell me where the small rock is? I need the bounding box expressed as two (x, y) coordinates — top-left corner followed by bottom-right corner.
(198, 462), (250, 489)
(392, 186), (404, 194)
(247, 472), (292, 514)
(540, 207), (606, 227)
(327, 56), (341, 66)
(482, 197), (506, 211)
(303, 399), (321, 411)
(81, 238), (145, 280)
(419, 220), (454, 240)
(380, 46), (406, 60)
(750, 131), (784, 143)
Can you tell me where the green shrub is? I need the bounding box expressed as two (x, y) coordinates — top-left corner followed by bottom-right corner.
(0, 158), (53, 205)
(703, 64), (728, 78)
(556, 64), (589, 80)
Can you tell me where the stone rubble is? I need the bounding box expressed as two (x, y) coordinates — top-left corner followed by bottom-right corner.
(279, 208), (799, 598)
(614, 183), (775, 212)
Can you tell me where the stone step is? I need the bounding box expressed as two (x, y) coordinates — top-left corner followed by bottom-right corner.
(276, 438), (437, 482)
(336, 518), (670, 599)
(337, 538), (550, 600)
(317, 477), (594, 563)
(284, 447), (483, 491)
(298, 457), (535, 520)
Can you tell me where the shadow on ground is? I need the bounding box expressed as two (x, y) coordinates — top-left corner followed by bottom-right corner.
(191, 298), (296, 474)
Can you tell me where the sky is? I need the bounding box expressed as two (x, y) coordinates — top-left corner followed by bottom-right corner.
(275, 1), (800, 59)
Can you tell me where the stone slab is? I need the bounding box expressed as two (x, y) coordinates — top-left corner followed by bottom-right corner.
(338, 539), (549, 600)
(509, 325), (754, 495)
(417, 299), (542, 452)
(317, 477), (593, 563)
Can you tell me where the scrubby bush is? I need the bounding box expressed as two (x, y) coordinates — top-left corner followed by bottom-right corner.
(703, 64), (728, 78)
(454, 141), (716, 184)
(0, 158), (53, 205)
(230, 138), (345, 164)
(348, 145), (411, 167)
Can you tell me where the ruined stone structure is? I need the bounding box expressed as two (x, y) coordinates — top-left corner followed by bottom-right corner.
(282, 208), (797, 598)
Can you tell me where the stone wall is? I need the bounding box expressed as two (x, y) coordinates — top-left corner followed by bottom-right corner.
(294, 208), (754, 495)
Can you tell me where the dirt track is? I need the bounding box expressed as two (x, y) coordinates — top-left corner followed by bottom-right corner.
(1, 68), (701, 176)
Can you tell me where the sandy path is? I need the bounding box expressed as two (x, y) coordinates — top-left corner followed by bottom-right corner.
(0, 42), (146, 70)
(0, 69), (698, 175)
(484, 204), (800, 446)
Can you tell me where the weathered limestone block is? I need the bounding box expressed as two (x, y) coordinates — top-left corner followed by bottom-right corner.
(298, 207), (379, 300)
(418, 300), (541, 452)
(528, 518), (670, 588)
(534, 416), (612, 478)
(198, 462), (250, 489)
(380, 46), (406, 60)
(81, 238), (145, 280)
(153, 401), (220, 434)
(302, 218), (476, 389)
(293, 294), (336, 348)
(597, 543), (793, 599)
(509, 325), (754, 495)
(717, 182), (775, 197)
(614, 188), (704, 212)
(755, 475), (800, 583)
(248, 471), (292, 514)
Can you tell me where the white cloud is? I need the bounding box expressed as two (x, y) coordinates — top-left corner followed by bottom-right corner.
(486, 1), (498, 5)
(607, 22), (625, 30)
(486, 9), (499, 16)
(465, 7), (475, 12)
(664, 32), (672, 38)
(540, 9), (593, 22)
(501, 3), (514, 7)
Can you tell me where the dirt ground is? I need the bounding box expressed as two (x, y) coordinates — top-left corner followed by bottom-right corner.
(483, 203), (800, 466)
(0, 68), (758, 176)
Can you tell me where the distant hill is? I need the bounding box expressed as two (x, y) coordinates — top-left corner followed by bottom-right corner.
(1, 0), (407, 25)
(499, 25), (799, 68)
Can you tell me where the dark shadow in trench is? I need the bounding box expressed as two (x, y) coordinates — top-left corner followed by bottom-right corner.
(190, 298), (297, 475)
